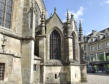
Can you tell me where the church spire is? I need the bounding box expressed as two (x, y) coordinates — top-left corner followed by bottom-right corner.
(41, 10), (45, 35)
(79, 20), (83, 41)
(66, 9), (71, 37)
(71, 14), (74, 21)
(67, 9), (70, 24)
(54, 7), (56, 13)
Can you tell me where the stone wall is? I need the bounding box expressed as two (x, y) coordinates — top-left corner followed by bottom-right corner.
(0, 54), (22, 84)
(33, 59), (41, 84)
(0, 0), (46, 84)
(70, 65), (81, 83)
(0, 30), (22, 84)
(0, 28), (21, 57)
(43, 66), (68, 84)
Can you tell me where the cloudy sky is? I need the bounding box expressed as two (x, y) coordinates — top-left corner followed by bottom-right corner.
(44, 0), (109, 35)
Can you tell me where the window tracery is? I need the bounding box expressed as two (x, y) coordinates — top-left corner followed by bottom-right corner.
(0, 0), (13, 28)
(50, 30), (61, 60)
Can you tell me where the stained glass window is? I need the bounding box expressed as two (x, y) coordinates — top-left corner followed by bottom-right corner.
(0, 0), (13, 28)
(0, 63), (5, 80)
(72, 33), (76, 60)
(50, 30), (61, 60)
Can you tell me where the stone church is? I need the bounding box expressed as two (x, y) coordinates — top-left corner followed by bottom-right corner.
(0, 0), (87, 84)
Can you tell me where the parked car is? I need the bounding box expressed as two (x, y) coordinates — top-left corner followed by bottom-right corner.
(106, 69), (109, 73)
(87, 65), (95, 73)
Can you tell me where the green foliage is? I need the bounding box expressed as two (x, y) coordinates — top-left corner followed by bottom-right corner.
(107, 64), (109, 69)
(106, 56), (109, 61)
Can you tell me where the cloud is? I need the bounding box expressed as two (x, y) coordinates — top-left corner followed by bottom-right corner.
(69, 6), (84, 20)
(73, 6), (84, 19)
(63, 6), (84, 22)
(105, 0), (109, 4)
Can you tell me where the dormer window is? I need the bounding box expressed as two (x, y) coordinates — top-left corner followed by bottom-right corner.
(0, 0), (13, 28)
(105, 33), (109, 38)
(91, 38), (93, 42)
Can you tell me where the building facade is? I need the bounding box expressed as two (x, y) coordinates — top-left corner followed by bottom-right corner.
(84, 29), (109, 72)
(0, 0), (87, 84)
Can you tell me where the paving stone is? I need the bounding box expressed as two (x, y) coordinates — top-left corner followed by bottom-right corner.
(77, 73), (109, 84)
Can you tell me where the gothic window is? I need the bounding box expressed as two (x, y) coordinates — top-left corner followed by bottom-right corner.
(72, 33), (76, 60)
(0, 0), (13, 28)
(50, 30), (61, 60)
(0, 63), (5, 80)
(34, 38), (39, 57)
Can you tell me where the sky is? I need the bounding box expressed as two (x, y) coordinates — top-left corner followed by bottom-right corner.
(44, 0), (109, 35)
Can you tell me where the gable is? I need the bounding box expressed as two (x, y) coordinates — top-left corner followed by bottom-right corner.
(46, 13), (64, 34)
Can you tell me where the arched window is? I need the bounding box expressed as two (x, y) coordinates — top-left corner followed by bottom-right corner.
(72, 33), (76, 60)
(0, 0), (13, 28)
(50, 30), (61, 60)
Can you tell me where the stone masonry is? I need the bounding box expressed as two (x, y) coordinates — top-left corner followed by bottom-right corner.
(0, 0), (87, 84)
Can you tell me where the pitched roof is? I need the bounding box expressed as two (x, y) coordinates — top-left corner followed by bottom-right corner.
(46, 11), (63, 25)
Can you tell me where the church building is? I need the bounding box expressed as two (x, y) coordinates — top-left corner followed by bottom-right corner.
(0, 0), (87, 84)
